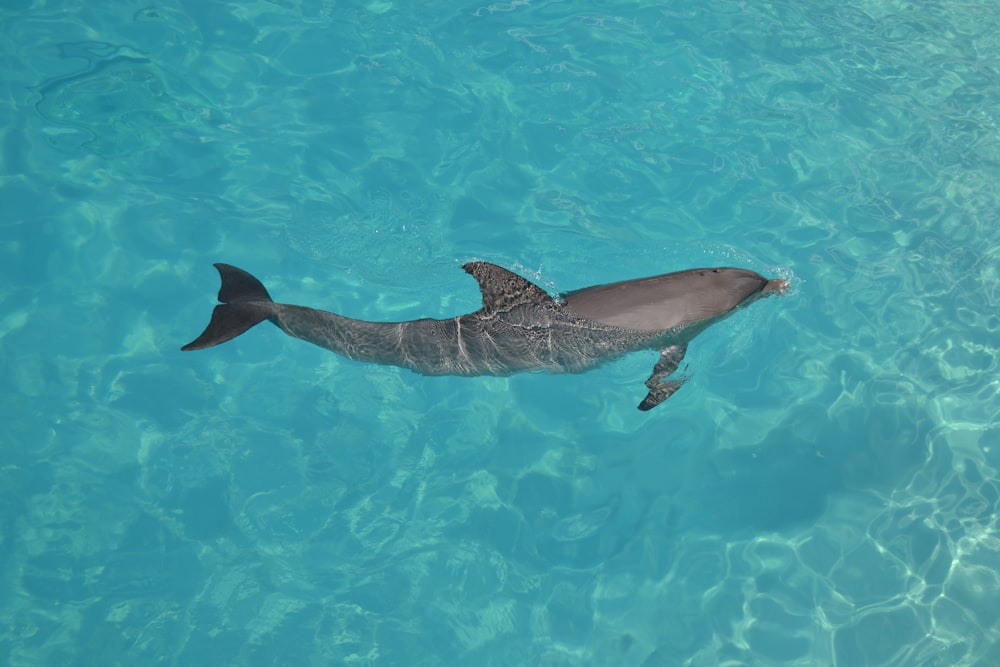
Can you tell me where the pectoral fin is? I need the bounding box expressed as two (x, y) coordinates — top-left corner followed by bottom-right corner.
(638, 344), (688, 411)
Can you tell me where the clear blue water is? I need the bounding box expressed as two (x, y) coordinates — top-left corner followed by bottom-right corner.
(2, 0), (1000, 665)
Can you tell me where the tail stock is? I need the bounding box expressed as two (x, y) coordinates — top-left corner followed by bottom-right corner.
(181, 263), (277, 351)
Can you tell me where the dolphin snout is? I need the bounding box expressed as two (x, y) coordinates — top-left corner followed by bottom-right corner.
(762, 278), (790, 295)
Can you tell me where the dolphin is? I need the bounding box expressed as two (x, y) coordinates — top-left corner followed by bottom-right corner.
(182, 262), (788, 410)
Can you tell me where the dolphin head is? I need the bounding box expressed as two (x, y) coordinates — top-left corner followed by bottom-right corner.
(561, 267), (787, 332)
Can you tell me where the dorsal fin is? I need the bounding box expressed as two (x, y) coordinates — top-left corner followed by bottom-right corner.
(462, 262), (556, 313)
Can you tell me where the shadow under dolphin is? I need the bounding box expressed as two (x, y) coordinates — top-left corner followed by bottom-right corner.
(182, 262), (788, 410)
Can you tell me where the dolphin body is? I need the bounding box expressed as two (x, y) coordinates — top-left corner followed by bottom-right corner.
(182, 262), (788, 410)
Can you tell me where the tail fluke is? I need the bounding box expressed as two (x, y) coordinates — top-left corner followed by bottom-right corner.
(181, 264), (277, 351)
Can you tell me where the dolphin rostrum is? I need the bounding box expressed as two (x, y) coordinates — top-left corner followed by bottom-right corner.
(182, 262), (788, 410)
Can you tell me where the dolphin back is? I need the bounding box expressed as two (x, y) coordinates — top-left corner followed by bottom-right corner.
(181, 264), (278, 351)
(561, 267), (773, 332)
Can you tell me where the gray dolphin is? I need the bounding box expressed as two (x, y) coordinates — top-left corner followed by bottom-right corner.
(182, 262), (788, 410)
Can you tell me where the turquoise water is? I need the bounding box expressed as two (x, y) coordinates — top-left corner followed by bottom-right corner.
(3, 0), (1000, 665)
